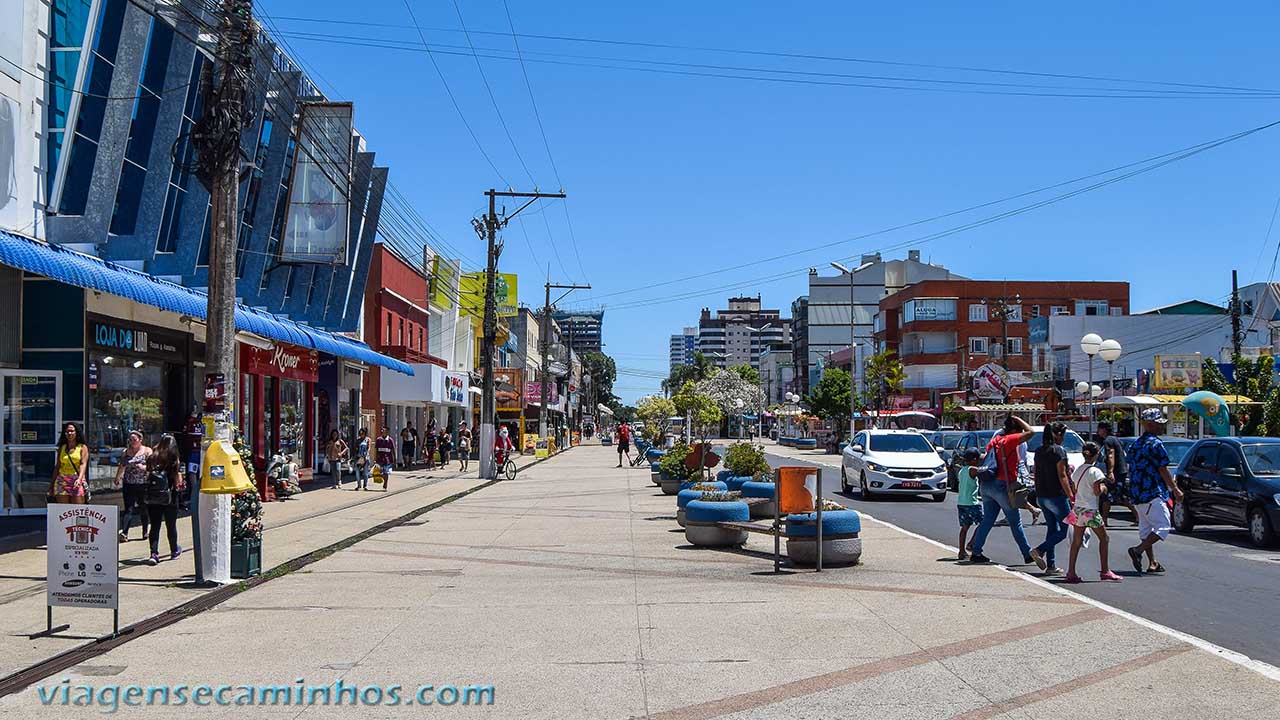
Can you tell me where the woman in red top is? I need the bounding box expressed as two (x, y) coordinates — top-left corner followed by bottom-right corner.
(615, 423), (631, 467)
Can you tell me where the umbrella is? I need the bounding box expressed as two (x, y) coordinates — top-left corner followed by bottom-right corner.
(1181, 391), (1231, 436)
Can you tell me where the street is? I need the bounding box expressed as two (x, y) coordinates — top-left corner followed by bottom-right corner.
(765, 443), (1280, 668)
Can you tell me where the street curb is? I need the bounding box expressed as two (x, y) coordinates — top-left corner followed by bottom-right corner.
(0, 447), (571, 698)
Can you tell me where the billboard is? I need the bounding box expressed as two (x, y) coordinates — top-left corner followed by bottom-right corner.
(495, 367), (523, 411)
(971, 362), (1010, 400)
(1153, 353), (1202, 391)
(460, 272), (518, 320)
(280, 102), (352, 264)
(526, 381), (560, 406)
(430, 255), (460, 311)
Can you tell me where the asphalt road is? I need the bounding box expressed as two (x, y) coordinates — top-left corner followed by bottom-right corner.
(766, 450), (1280, 668)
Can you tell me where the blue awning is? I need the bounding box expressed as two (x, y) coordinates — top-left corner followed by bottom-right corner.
(0, 229), (412, 375)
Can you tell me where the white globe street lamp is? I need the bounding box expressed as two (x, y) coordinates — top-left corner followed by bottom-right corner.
(1080, 333), (1103, 437)
(735, 398), (745, 439)
(1098, 339), (1122, 428)
(1075, 381), (1090, 396)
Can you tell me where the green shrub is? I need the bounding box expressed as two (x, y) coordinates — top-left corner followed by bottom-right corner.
(658, 442), (693, 480)
(699, 491), (743, 502)
(724, 442), (770, 477)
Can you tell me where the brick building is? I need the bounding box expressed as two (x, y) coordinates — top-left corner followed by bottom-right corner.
(875, 280), (1130, 406)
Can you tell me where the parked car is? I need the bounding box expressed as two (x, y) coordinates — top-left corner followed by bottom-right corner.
(1118, 436), (1195, 471)
(841, 429), (948, 501)
(930, 431), (966, 490)
(949, 427), (1086, 494)
(1171, 437), (1280, 547)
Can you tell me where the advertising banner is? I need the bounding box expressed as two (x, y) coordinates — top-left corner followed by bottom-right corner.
(1153, 353), (1202, 391)
(971, 362), (1011, 400)
(444, 372), (468, 406)
(47, 504), (118, 609)
(280, 102), (352, 264)
(430, 255), (460, 311)
(459, 272), (518, 319)
(526, 381), (560, 406)
(495, 367), (524, 411)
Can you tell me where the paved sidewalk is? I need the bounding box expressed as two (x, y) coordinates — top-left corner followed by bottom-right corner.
(0, 451), (545, 679)
(1, 444), (1277, 718)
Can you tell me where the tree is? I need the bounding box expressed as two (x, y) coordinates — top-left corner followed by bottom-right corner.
(1202, 358), (1232, 396)
(695, 370), (765, 417)
(582, 351), (618, 407)
(672, 380), (723, 477)
(663, 352), (717, 394)
(636, 395), (676, 444)
(807, 368), (852, 439)
(862, 349), (906, 415)
(730, 363), (760, 386)
(1264, 387), (1280, 437)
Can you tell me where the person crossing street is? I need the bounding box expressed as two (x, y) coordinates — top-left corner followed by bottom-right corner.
(1126, 409), (1183, 575)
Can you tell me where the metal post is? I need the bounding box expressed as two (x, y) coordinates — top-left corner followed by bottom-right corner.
(848, 272), (856, 442)
(815, 470), (824, 572)
(773, 482), (781, 573)
(1088, 355), (1096, 439)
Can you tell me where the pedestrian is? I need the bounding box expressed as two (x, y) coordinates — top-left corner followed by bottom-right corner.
(326, 429), (349, 489)
(1125, 409), (1182, 575)
(1030, 423), (1073, 576)
(616, 422), (632, 467)
(1065, 441), (1123, 583)
(457, 422), (472, 472)
(422, 426), (438, 470)
(114, 430), (152, 543)
(400, 421), (418, 469)
(375, 426), (396, 491)
(143, 434), (182, 565)
(1097, 421), (1138, 527)
(438, 428), (453, 468)
(354, 428), (371, 490)
(967, 415), (1037, 565)
(1014, 441), (1042, 525)
(955, 448), (983, 561)
(48, 422), (89, 505)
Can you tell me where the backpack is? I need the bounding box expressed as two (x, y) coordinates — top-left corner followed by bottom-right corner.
(976, 441), (1001, 483)
(144, 467), (172, 506)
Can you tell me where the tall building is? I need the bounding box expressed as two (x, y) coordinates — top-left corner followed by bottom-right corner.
(669, 327), (697, 370)
(697, 296), (791, 370)
(759, 342), (796, 405)
(803, 251), (963, 396)
(551, 310), (604, 355)
(790, 296), (809, 394)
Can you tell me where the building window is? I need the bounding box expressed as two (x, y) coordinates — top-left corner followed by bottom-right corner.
(969, 337), (987, 355)
(1051, 305), (1069, 316)
(156, 51), (204, 254)
(968, 303), (988, 322)
(1008, 337), (1024, 355)
(903, 298), (956, 323)
(385, 312), (392, 345)
(419, 327), (424, 351)
(1029, 305), (1041, 318)
(1076, 300), (1109, 316)
(1109, 307), (1123, 316)
(398, 318), (404, 346)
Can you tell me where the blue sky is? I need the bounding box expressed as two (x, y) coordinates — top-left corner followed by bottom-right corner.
(257, 1), (1280, 403)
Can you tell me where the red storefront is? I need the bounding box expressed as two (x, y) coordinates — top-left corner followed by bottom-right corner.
(239, 343), (320, 477)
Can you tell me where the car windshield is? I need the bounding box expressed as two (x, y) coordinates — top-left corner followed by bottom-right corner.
(1163, 441), (1194, 467)
(869, 434), (934, 453)
(1243, 444), (1280, 475)
(1024, 430), (1085, 453)
(933, 432), (964, 450)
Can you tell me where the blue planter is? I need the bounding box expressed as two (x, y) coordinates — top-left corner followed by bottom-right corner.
(794, 438), (818, 449)
(785, 510), (863, 565)
(784, 509), (861, 537)
(676, 488), (710, 510)
(651, 462), (662, 473)
(715, 469), (735, 483)
(723, 476), (751, 492)
(686, 499), (750, 523)
(679, 480), (727, 492)
(646, 449), (666, 462)
(740, 481), (776, 499)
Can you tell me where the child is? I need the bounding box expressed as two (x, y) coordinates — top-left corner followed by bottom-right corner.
(1065, 442), (1122, 583)
(956, 448), (984, 561)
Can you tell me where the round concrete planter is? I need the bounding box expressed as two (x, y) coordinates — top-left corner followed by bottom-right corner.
(715, 469), (735, 483)
(784, 510), (862, 566)
(646, 448), (667, 462)
(723, 475), (751, 492)
(675, 485), (728, 527)
(684, 500), (750, 547)
(741, 481), (776, 519)
(679, 480), (727, 492)
(658, 475), (684, 495)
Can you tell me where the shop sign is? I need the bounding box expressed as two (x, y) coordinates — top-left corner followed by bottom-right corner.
(444, 372), (468, 405)
(495, 368), (524, 411)
(1029, 317), (1049, 345)
(1153, 353), (1202, 391)
(47, 504), (118, 609)
(460, 272), (519, 318)
(88, 317), (186, 363)
(971, 362), (1010, 400)
(203, 373), (227, 413)
(526, 381), (560, 406)
(241, 343), (319, 382)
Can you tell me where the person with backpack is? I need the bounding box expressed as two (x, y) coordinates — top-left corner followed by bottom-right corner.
(113, 430), (152, 543)
(143, 434), (183, 565)
(968, 415), (1037, 565)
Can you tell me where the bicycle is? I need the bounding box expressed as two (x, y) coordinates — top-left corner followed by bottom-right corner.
(495, 448), (518, 481)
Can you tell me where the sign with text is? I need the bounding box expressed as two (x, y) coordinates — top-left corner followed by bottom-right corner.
(88, 316), (187, 363)
(459, 272), (518, 319)
(430, 255), (460, 311)
(281, 102), (352, 264)
(240, 343), (319, 382)
(495, 368), (524, 411)
(526, 381), (560, 406)
(444, 372), (468, 406)
(47, 504), (118, 610)
(203, 373), (226, 413)
(1154, 353), (1202, 391)
(971, 362), (1010, 400)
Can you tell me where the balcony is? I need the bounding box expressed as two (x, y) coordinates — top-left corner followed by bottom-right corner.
(384, 345), (449, 368)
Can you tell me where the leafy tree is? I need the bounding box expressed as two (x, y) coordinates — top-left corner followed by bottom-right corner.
(806, 368), (852, 439)
(672, 380), (724, 478)
(1264, 388), (1280, 437)
(695, 370), (765, 416)
(1225, 355), (1274, 435)
(582, 351), (618, 407)
(1202, 358), (1232, 396)
(730, 363), (761, 386)
(862, 350), (906, 415)
(614, 405), (638, 423)
(636, 395), (676, 444)
(663, 352), (717, 394)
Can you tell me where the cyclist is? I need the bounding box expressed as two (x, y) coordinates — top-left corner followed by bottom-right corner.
(494, 426), (516, 467)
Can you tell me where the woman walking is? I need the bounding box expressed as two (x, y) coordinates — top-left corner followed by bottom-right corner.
(438, 428), (453, 469)
(422, 426), (438, 470)
(1029, 423), (1072, 576)
(354, 428), (371, 490)
(326, 429), (350, 490)
(1065, 442), (1123, 583)
(114, 430), (152, 542)
(456, 422), (472, 471)
(49, 422), (89, 505)
(143, 434), (182, 565)
(375, 426), (396, 491)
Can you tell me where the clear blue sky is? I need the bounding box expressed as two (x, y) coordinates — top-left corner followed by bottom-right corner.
(257, 1), (1280, 403)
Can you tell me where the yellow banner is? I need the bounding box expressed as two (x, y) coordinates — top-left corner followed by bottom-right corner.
(1153, 353), (1202, 391)
(459, 272), (519, 320)
(429, 256), (458, 311)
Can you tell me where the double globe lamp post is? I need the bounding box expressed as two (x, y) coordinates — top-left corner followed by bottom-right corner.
(1079, 333), (1123, 438)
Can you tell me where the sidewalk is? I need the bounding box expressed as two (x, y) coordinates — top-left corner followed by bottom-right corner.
(2, 444), (1277, 718)
(0, 451), (546, 680)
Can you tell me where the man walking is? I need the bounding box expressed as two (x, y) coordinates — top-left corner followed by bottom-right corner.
(616, 422), (632, 467)
(400, 421), (418, 469)
(968, 415), (1037, 565)
(1098, 421), (1138, 526)
(1126, 409), (1183, 574)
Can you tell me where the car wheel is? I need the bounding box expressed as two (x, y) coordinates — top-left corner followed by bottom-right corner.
(860, 472), (874, 501)
(1171, 498), (1195, 534)
(931, 491), (946, 502)
(1248, 507), (1277, 548)
(840, 465), (849, 493)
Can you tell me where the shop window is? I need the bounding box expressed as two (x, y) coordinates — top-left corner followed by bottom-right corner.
(86, 353), (164, 490)
(279, 379), (306, 459)
(969, 337), (987, 355)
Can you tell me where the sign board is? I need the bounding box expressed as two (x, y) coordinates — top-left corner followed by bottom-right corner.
(526, 381), (560, 406)
(971, 362), (1011, 400)
(535, 436), (549, 459)
(777, 467), (816, 514)
(430, 256), (460, 311)
(240, 343), (320, 382)
(1028, 317), (1049, 345)
(1153, 353), (1202, 391)
(47, 504), (118, 609)
(281, 102), (352, 264)
(1170, 406), (1189, 436)
(495, 368), (524, 411)
(203, 373), (226, 414)
(443, 372), (468, 406)
(459, 272), (519, 319)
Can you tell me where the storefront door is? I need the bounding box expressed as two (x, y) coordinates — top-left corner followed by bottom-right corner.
(1, 370), (62, 516)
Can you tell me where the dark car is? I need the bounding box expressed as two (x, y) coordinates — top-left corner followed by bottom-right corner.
(931, 431), (966, 489)
(949, 431), (996, 491)
(1172, 437), (1280, 547)
(1118, 436), (1195, 470)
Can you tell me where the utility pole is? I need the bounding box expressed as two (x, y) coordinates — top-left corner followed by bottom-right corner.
(475, 189), (566, 479)
(541, 282), (590, 447)
(189, 0), (255, 584)
(1231, 269), (1243, 360)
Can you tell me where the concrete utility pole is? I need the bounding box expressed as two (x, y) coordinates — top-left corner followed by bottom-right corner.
(541, 282), (590, 444)
(1231, 269), (1243, 360)
(476, 189), (566, 479)
(189, 0), (255, 584)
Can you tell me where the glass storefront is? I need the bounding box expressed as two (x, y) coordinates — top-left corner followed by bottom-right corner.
(87, 353), (164, 489)
(1, 372), (62, 514)
(279, 378), (305, 457)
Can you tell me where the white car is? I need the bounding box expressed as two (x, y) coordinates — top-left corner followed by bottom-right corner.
(841, 429), (949, 501)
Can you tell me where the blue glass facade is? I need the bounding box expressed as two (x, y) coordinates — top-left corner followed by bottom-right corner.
(43, 3), (387, 333)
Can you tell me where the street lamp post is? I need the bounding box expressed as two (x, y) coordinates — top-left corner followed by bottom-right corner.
(830, 261), (858, 443)
(1099, 339), (1122, 423)
(735, 398), (745, 440)
(1080, 333), (1103, 437)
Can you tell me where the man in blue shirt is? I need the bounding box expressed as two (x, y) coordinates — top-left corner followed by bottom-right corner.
(1125, 409), (1183, 575)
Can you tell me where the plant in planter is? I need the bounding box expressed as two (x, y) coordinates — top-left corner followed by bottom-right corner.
(657, 442), (693, 495)
(676, 487), (738, 527)
(673, 381), (724, 479)
(230, 434), (264, 579)
(723, 442), (770, 490)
